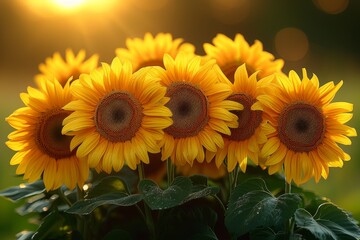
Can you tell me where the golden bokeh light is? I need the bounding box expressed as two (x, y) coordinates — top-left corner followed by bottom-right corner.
(313, 0), (349, 14)
(209, 0), (251, 24)
(275, 27), (309, 61)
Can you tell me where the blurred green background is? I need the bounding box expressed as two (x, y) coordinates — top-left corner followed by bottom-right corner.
(1, 0), (359, 239)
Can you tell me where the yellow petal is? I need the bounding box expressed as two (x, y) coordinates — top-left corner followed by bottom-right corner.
(87, 139), (107, 168)
(198, 130), (217, 152)
(251, 101), (263, 111)
(76, 132), (100, 158)
(265, 144), (287, 165)
(260, 137), (280, 157)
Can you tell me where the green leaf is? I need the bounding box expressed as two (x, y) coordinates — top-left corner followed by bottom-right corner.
(236, 166), (319, 206)
(295, 203), (360, 240)
(0, 180), (45, 202)
(225, 178), (301, 238)
(249, 228), (279, 240)
(16, 199), (50, 216)
(249, 228), (303, 240)
(87, 176), (129, 198)
(157, 205), (219, 240)
(103, 229), (133, 240)
(183, 175), (220, 203)
(139, 176), (192, 210)
(187, 225), (218, 240)
(91, 167), (139, 193)
(315, 205), (360, 238)
(184, 186), (220, 203)
(189, 174), (208, 186)
(66, 192), (142, 215)
(139, 176), (219, 211)
(16, 231), (34, 240)
(32, 211), (66, 240)
(304, 197), (330, 215)
(236, 165), (285, 192)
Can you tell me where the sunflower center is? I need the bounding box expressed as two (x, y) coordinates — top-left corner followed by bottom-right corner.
(95, 91), (143, 142)
(137, 59), (164, 70)
(165, 82), (209, 138)
(35, 109), (73, 160)
(221, 62), (255, 83)
(278, 102), (325, 152)
(226, 93), (262, 141)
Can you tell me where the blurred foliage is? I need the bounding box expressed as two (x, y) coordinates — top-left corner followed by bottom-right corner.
(1, 167), (360, 239)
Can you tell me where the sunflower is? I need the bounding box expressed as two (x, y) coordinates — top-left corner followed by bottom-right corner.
(152, 53), (243, 167)
(214, 64), (276, 173)
(115, 32), (195, 71)
(203, 33), (284, 82)
(35, 49), (99, 87)
(62, 58), (173, 173)
(259, 69), (357, 185)
(6, 79), (89, 191)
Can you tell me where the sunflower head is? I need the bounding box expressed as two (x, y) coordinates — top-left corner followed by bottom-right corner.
(151, 53), (243, 167)
(62, 58), (173, 173)
(203, 33), (284, 82)
(214, 64), (276, 172)
(6, 79), (89, 191)
(259, 69), (357, 185)
(35, 49), (99, 87)
(115, 32), (195, 71)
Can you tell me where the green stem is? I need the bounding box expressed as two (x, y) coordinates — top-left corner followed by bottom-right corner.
(213, 194), (226, 213)
(224, 158), (234, 195)
(138, 162), (156, 240)
(226, 172), (233, 206)
(58, 188), (90, 238)
(135, 204), (146, 221)
(232, 165), (240, 190)
(166, 158), (175, 187)
(76, 186), (89, 240)
(284, 180), (294, 238)
(228, 169), (233, 189)
(58, 188), (72, 207)
(77, 185), (85, 200)
(285, 179), (291, 194)
(138, 161), (146, 181)
(228, 165), (240, 195)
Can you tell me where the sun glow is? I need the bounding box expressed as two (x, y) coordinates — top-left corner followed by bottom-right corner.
(53, 0), (86, 9)
(21, 0), (118, 16)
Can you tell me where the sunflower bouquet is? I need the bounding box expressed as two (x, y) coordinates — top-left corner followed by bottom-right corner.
(1, 33), (359, 240)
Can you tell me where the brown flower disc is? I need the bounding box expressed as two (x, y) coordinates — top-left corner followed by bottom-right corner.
(95, 91), (143, 142)
(165, 82), (209, 138)
(278, 102), (325, 152)
(35, 109), (73, 159)
(226, 93), (262, 141)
